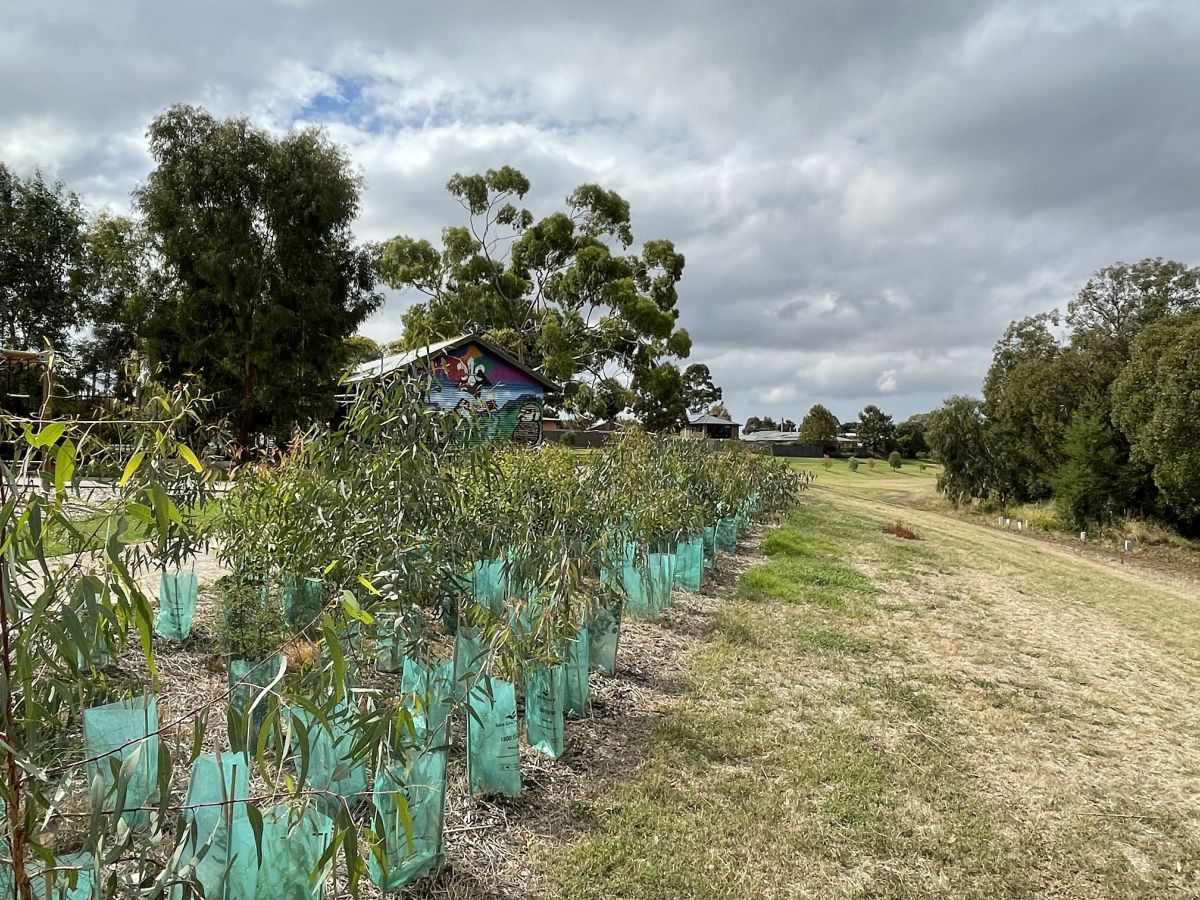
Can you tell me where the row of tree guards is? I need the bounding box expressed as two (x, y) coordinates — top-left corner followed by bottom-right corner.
(0, 372), (807, 898)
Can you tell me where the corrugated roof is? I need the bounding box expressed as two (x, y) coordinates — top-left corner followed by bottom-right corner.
(688, 413), (741, 426)
(742, 430), (802, 442)
(346, 333), (559, 391)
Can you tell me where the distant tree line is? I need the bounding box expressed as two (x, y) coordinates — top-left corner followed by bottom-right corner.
(926, 258), (1200, 531)
(2, 106), (722, 445)
(744, 403), (930, 458)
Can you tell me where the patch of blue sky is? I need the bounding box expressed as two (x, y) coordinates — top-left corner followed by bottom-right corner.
(296, 73), (387, 131)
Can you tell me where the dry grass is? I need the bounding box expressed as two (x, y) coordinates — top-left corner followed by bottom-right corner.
(541, 490), (1200, 898)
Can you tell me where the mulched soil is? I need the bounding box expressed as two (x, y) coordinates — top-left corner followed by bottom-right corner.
(40, 529), (767, 898)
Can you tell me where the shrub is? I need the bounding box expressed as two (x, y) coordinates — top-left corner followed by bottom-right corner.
(866, 457), (877, 470)
(847, 458), (860, 472)
(821, 455), (833, 470)
(218, 576), (282, 660)
(888, 451), (902, 471)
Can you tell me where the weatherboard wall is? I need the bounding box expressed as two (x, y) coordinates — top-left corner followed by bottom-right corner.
(420, 342), (544, 445)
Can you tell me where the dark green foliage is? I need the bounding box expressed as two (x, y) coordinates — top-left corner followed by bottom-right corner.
(799, 404), (840, 449)
(888, 451), (902, 471)
(77, 213), (150, 397)
(937, 257), (1200, 530)
(927, 396), (997, 506)
(856, 405), (895, 455)
(136, 104), (381, 445)
(682, 363), (723, 414)
(744, 416), (778, 433)
(0, 163), (85, 369)
(895, 413), (930, 458)
(218, 576), (281, 661)
(1112, 313), (1200, 524)
(1050, 407), (1142, 529)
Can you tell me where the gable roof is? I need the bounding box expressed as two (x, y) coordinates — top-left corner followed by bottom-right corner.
(688, 413), (741, 427)
(346, 333), (559, 391)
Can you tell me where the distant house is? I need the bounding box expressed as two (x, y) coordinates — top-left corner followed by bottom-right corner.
(740, 429), (800, 443)
(346, 334), (559, 445)
(541, 416), (571, 435)
(682, 413), (741, 440)
(587, 419), (620, 432)
(835, 431), (863, 453)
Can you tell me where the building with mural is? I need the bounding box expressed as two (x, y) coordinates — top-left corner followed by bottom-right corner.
(346, 334), (558, 445)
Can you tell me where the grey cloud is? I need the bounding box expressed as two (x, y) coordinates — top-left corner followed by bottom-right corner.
(3, 0), (1198, 425)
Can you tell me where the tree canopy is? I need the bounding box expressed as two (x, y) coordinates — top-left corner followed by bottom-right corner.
(377, 166), (695, 428)
(857, 404), (895, 455)
(136, 104), (381, 445)
(931, 257), (1200, 530)
(799, 404), (839, 449)
(0, 163), (85, 355)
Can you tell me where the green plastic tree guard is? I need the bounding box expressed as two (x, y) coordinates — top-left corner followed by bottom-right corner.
(471, 558), (508, 617)
(29, 851), (96, 900)
(178, 752), (256, 900)
(156, 569), (198, 641)
(227, 655), (285, 753)
(368, 746), (449, 889)
(673, 535), (704, 592)
(252, 805), (334, 900)
(402, 658), (455, 748)
(716, 517), (739, 552)
(564, 629), (590, 716)
(289, 703), (369, 816)
(82, 695), (159, 828)
(588, 603), (621, 675)
(702, 525), (717, 569)
(647, 549), (676, 614)
(377, 604), (423, 673)
(454, 626), (489, 702)
(466, 677), (520, 798)
(281, 576), (325, 632)
(524, 663), (565, 759)
(603, 542), (654, 619)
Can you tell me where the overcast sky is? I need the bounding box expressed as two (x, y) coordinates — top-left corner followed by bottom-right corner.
(4, 1), (1198, 423)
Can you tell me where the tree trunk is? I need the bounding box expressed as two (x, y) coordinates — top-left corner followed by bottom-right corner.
(240, 353), (257, 450)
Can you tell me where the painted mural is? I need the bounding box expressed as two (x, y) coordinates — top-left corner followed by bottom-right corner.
(423, 343), (544, 445)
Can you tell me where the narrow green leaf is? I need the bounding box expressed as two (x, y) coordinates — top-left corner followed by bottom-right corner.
(120, 450), (145, 486)
(178, 443), (203, 473)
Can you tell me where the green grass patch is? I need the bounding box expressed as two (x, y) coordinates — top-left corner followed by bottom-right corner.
(794, 627), (872, 655)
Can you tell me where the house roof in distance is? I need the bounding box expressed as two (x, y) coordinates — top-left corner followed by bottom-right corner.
(688, 413), (742, 426)
(346, 333), (559, 391)
(742, 430), (801, 442)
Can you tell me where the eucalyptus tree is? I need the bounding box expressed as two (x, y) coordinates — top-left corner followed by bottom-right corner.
(0, 163), (87, 407)
(377, 166), (692, 421)
(136, 104), (382, 447)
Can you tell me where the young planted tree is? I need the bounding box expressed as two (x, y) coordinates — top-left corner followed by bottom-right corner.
(888, 451), (902, 471)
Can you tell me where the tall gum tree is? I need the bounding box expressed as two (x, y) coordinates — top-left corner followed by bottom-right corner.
(136, 105), (381, 446)
(377, 167), (694, 426)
